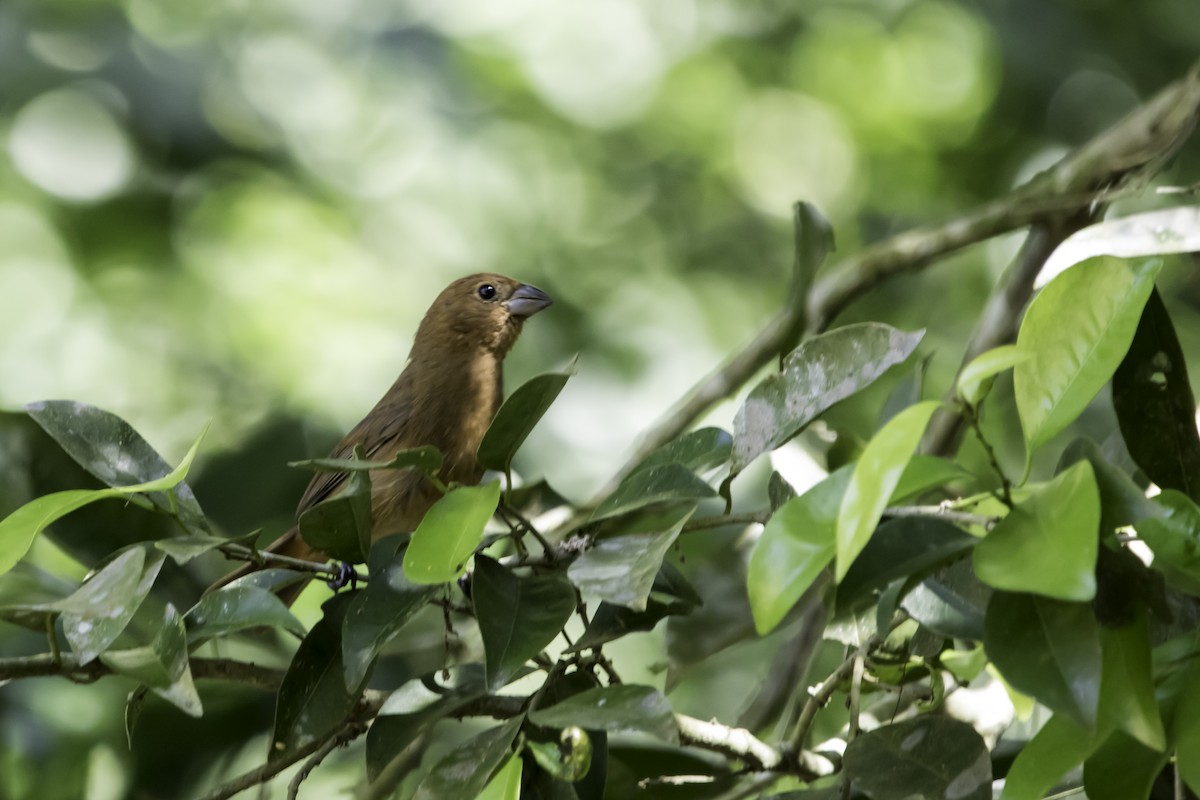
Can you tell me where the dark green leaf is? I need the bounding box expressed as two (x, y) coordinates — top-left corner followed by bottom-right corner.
(25, 400), (209, 531)
(271, 593), (363, 762)
(1059, 439), (1162, 534)
(404, 481), (501, 584)
(505, 480), (573, 520)
(60, 547), (165, 663)
(973, 460), (1100, 601)
(343, 536), (439, 689)
(413, 717), (524, 800)
(985, 591), (1101, 728)
(1113, 287), (1200, 502)
(529, 685), (677, 743)
(590, 464), (714, 521)
(154, 534), (229, 564)
(289, 445), (443, 475)
(186, 585), (306, 644)
(902, 560), (990, 640)
(634, 428), (733, 475)
(478, 369), (572, 473)
(747, 467), (850, 635)
(837, 517), (975, 609)
(767, 471), (797, 512)
(298, 465), (372, 563)
(569, 506), (693, 611)
(998, 714), (1106, 800)
(100, 604), (202, 717)
(366, 665), (487, 781)
(570, 563), (701, 651)
(1082, 731), (1168, 800)
(1098, 611), (1164, 751)
(843, 717), (990, 800)
(1014, 256), (1162, 464)
(731, 322), (924, 475)
(836, 400), (940, 581)
(473, 556), (576, 689)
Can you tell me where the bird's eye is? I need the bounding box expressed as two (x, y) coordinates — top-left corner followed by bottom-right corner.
(478, 284), (497, 301)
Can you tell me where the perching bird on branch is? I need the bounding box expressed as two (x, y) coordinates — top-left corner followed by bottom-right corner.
(211, 273), (552, 601)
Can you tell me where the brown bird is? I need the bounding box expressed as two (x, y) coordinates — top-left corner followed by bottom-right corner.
(213, 273), (552, 599)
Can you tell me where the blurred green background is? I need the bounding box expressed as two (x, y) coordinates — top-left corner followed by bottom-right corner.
(2, 0), (1199, 797)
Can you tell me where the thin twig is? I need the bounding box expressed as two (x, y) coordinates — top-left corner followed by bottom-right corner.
(683, 511), (771, 532)
(880, 505), (996, 529)
(288, 725), (357, 800)
(199, 721), (366, 800)
(218, 542), (369, 585)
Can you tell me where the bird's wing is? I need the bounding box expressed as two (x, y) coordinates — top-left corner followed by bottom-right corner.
(294, 388), (414, 515)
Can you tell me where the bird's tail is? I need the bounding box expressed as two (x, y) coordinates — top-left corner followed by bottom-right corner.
(207, 527), (324, 607)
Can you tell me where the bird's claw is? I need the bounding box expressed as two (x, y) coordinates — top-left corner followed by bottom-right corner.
(326, 561), (358, 592)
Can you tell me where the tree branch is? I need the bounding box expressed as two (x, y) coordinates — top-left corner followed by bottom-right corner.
(596, 60), (1200, 497)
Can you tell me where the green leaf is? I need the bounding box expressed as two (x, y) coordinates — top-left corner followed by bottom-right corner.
(1014, 256), (1162, 464)
(271, 593), (364, 762)
(0, 563), (76, 630)
(957, 344), (1031, 406)
(413, 717), (523, 800)
(999, 714), (1107, 800)
(478, 369), (572, 474)
(366, 666), (487, 781)
(342, 537), (439, 689)
(1059, 438), (1162, 535)
(1082, 731), (1168, 800)
(1174, 662), (1200, 795)
(1098, 611), (1164, 751)
(843, 717), (990, 800)
(1113, 287), (1200, 502)
(1135, 490), (1200, 593)
(154, 534), (230, 564)
(836, 517), (975, 610)
(590, 464), (715, 521)
(298, 464), (372, 563)
(901, 560), (991, 640)
(100, 604), (202, 717)
(731, 323), (925, 475)
(0, 423), (208, 576)
(25, 401), (209, 531)
(529, 685), (677, 743)
(186, 586), (306, 644)
(477, 754), (523, 800)
(571, 563), (702, 651)
(61, 547), (166, 663)
(568, 505), (693, 611)
(634, 427), (733, 475)
(747, 467), (850, 635)
(289, 445), (443, 475)
(404, 480), (501, 584)
(888, 455), (972, 503)
(835, 400), (940, 581)
(985, 592), (1101, 729)
(473, 556), (576, 690)
(973, 460), (1099, 601)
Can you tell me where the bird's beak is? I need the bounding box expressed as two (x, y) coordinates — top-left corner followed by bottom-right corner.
(505, 283), (553, 318)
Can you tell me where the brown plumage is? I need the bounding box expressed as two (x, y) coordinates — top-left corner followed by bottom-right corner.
(213, 273), (552, 600)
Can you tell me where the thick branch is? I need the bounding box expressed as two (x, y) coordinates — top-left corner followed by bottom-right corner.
(0, 653), (284, 691)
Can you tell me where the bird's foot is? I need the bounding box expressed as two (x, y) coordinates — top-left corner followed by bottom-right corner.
(326, 561), (359, 592)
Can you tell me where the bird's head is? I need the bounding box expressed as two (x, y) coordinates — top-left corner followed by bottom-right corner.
(414, 273), (553, 358)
